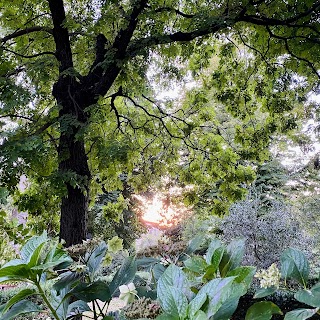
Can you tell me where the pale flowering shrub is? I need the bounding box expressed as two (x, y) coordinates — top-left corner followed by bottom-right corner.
(255, 263), (281, 289)
(135, 228), (169, 253)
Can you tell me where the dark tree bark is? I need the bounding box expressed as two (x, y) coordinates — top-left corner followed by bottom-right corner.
(48, 0), (91, 246)
(53, 78), (91, 246)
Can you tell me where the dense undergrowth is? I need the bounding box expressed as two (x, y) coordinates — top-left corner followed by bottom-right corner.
(1, 229), (320, 320)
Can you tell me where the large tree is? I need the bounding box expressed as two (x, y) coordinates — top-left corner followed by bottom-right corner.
(0, 0), (319, 245)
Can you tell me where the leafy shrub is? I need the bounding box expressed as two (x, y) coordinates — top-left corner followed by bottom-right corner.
(155, 238), (257, 319)
(88, 191), (142, 248)
(0, 209), (32, 266)
(220, 190), (312, 269)
(0, 232), (138, 320)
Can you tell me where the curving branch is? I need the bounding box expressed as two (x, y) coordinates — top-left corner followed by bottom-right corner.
(0, 114), (34, 121)
(266, 25), (320, 79)
(1, 26), (53, 44)
(2, 47), (56, 59)
(127, 20), (227, 58)
(91, 0), (149, 97)
(242, 1), (320, 26)
(1, 66), (25, 78)
(110, 87), (124, 133)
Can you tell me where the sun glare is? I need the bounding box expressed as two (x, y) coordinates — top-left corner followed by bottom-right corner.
(133, 192), (190, 228)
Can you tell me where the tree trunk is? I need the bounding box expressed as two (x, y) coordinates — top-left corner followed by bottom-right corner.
(54, 78), (91, 247)
(58, 132), (90, 246)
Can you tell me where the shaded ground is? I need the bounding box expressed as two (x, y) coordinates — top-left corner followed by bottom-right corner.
(232, 294), (320, 319)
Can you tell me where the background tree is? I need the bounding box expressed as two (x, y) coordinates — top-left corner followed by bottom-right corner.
(0, 0), (320, 245)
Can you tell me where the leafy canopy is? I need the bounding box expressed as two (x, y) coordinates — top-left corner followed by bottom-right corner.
(0, 0), (319, 217)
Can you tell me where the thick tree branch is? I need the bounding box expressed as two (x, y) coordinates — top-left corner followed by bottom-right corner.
(90, 0), (149, 97)
(32, 118), (59, 136)
(127, 21), (227, 57)
(1, 26), (53, 44)
(127, 3), (320, 59)
(48, 0), (73, 71)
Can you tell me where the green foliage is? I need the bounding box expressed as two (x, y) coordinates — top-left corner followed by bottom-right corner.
(3, 234), (320, 319)
(251, 248), (320, 319)
(155, 238), (255, 320)
(0, 208), (32, 266)
(0, 233), (139, 320)
(1, 0), (319, 229)
(245, 301), (282, 320)
(280, 248), (310, 287)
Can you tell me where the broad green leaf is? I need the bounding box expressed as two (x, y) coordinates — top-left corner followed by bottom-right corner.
(20, 231), (48, 263)
(27, 241), (47, 268)
(254, 286), (277, 299)
(194, 310), (207, 320)
(86, 241), (108, 278)
(1, 259), (24, 267)
(0, 299), (41, 320)
(136, 257), (160, 268)
(219, 239), (245, 277)
(214, 296), (240, 320)
(68, 281), (111, 302)
(53, 271), (81, 292)
(152, 263), (166, 280)
(156, 314), (179, 320)
(183, 235), (205, 257)
(188, 293), (207, 318)
(284, 308), (319, 320)
(50, 284), (70, 320)
(203, 264), (219, 281)
(227, 266), (256, 291)
(245, 301), (282, 320)
(0, 264), (32, 283)
(31, 244), (72, 271)
(41, 245), (73, 270)
(67, 300), (91, 316)
(157, 284), (188, 318)
(157, 264), (193, 300)
(136, 286), (157, 300)
(280, 248), (309, 286)
(205, 239), (224, 266)
(295, 288), (320, 307)
(2, 288), (36, 313)
(198, 277), (236, 317)
(184, 256), (207, 274)
(109, 256), (137, 296)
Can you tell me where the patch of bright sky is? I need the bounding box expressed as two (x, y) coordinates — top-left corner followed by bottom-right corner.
(280, 93), (320, 169)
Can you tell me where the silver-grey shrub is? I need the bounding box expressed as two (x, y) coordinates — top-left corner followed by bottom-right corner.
(220, 189), (313, 269)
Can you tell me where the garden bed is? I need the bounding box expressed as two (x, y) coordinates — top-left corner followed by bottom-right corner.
(232, 294), (320, 319)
